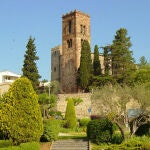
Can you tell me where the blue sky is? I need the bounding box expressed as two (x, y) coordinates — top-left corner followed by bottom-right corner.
(0, 0), (150, 80)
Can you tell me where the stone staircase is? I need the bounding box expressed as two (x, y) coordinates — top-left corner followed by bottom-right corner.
(50, 139), (90, 150)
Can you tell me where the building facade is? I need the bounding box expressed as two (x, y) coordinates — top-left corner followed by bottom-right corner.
(51, 10), (105, 93)
(0, 70), (21, 95)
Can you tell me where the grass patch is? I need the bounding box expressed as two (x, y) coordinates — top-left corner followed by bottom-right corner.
(91, 136), (150, 150)
(0, 140), (40, 150)
(0, 140), (12, 148)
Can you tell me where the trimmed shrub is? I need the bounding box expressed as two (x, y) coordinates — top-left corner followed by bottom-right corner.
(65, 98), (77, 128)
(79, 118), (91, 127)
(87, 118), (113, 144)
(0, 77), (43, 145)
(40, 119), (60, 142)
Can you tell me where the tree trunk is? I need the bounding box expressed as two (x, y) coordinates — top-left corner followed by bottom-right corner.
(115, 122), (125, 141)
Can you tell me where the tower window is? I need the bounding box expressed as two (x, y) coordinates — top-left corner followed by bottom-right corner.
(67, 39), (73, 48)
(80, 25), (86, 35)
(54, 67), (56, 72)
(68, 20), (72, 33)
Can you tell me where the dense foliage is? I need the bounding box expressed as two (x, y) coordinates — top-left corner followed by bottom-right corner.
(87, 118), (113, 144)
(79, 118), (91, 127)
(40, 119), (60, 142)
(91, 84), (150, 140)
(38, 93), (57, 118)
(91, 136), (150, 150)
(22, 36), (41, 92)
(93, 45), (101, 76)
(0, 77), (43, 145)
(64, 98), (77, 128)
(78, 40), (92, 91)
(91, 75), (116, 87)
(111, 28), (135, 82)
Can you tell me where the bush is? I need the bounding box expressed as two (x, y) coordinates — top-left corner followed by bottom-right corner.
(40, 119), (60, 142)
(79, 118), (91, 127)
(64, 98), (77, 128)
(87, 118), (113, 144)
(112, 132), (123, 144)
(0, 77), (43, 145)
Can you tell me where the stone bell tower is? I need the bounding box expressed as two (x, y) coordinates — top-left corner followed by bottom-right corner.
(61, 10), (91, 93)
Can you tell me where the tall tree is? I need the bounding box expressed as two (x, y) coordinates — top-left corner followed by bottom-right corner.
(93, 45), (101, 76)
(78, 40), (92, 91)
(22, 36), (41, 92)
(111, 28), (135, 81)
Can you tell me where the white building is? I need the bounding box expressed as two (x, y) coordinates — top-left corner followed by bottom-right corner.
(0, 70), (21, 95)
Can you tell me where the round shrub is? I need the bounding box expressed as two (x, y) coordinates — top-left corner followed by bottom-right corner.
(0, 77), (43, 145)
(65, 98), (77, 128)
(87, 118), (113, 144)
(40, 119), (60, 142)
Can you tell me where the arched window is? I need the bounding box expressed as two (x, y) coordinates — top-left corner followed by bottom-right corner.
(68, 20), (72, 33)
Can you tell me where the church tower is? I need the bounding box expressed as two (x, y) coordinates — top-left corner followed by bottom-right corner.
(61, 10), (91, 93)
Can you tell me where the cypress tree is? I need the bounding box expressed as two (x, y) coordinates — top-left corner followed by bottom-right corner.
(93, 45), (101, 76)
(65, 98), (77, 128)
(22, 36), (41, 92)
(111, 28), (135, 81)
(78, 40), (92, 91)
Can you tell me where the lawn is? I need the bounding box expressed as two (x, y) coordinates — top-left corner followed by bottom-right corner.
(0, 140), (40, 150)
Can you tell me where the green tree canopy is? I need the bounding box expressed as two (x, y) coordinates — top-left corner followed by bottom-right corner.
(0, 77), (43, 145)
(78, 40), (92, 91)
(22, 36), (41, 92)
(111, 28), (135, 81)
(93, 45), (101, 76)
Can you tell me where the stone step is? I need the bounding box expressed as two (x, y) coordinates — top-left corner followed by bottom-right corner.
(51, 139), (89, 150)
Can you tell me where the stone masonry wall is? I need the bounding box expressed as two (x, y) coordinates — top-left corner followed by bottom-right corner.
(57, 93), (92, 119)
(57, 93), (142, 119)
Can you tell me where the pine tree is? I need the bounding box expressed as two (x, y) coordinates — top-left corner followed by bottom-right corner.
(93, 45), (101, 76)
(22, 36), (41, 92)
(0, 77), (43, 145)
(78, 40), (92, 91)
(111, 28), (135, 81)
